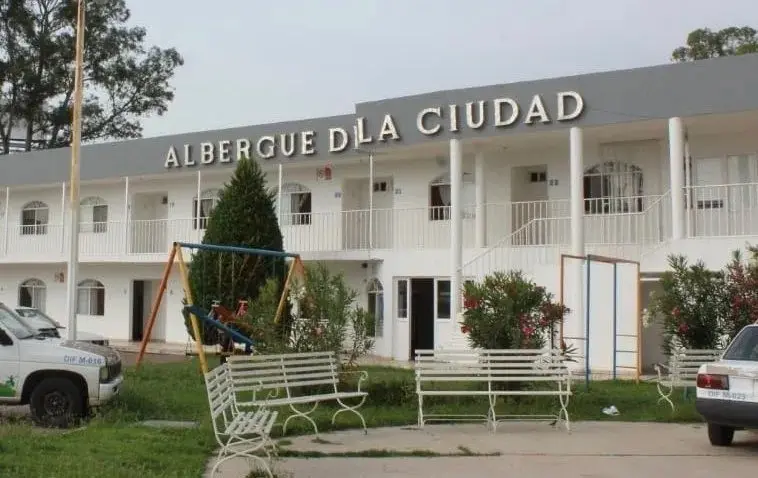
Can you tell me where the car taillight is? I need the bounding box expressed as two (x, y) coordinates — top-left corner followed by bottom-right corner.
(696, 373), (729, 390)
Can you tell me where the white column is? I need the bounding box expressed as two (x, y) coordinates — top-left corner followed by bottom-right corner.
(195, 170), (202, 243)
(369, 153), (374, 249)
(60, 182), (66, 252)
(569, 127), (585, 351)
(124, 177), (130, 254)
(668, 117), (685, 240)
(3, 187), (9, 256)
(277, 164), (283, 226)
(569, 127), (584, 255)
(474, 151), (486, 248)
(450, 139), (464, 338)
(683, 136), (691, 238)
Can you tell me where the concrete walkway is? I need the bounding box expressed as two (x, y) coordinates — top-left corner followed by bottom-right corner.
(207, 422), (758, 477)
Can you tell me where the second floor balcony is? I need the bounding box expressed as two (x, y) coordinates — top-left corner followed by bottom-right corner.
(0, 183), (756, 263)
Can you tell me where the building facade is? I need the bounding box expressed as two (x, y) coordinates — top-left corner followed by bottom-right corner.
(2, 54), (758, 373)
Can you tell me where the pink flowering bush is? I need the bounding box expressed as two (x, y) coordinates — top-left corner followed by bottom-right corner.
(647, 255), (727, 354)
(459, 271), (569, 350)
(723, 246), (758, 340)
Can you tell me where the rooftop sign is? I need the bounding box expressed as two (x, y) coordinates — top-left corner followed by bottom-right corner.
(163, 91), (584, 168)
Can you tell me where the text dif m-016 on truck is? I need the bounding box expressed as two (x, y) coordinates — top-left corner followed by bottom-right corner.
(0, 302), (123, 428)
(696, 324), (758, 446)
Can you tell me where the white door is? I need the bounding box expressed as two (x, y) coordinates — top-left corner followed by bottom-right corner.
(393, 278), (410, 361)
(342, 180), (368, 250)
(721, 326), (758, 404)
(0, 315), (21, 399)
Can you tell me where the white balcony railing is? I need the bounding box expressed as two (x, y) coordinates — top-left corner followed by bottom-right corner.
(686, 183), (758, 238)
(0, 186), (755, 262)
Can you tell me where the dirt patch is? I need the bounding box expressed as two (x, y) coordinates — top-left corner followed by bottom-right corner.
(118, 351), (191, 367)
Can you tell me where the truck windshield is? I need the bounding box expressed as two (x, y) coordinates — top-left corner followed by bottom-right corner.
(0, 306), (36, 339)
(722, 326), (758, 361)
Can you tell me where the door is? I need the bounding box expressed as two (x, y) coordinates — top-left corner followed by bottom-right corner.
(131, 280), (145, 341)
(372, 178), (393, 248)
(342, 180), (368, 249)
(410, 278), (435, 359)
(510, 166), (548, 244)
(0, 313), (21, 400)
(394, 278), (410, 361)
(720, 326), (758, 403)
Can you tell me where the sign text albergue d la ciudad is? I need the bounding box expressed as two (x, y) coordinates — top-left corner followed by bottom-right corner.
(163, 91), (585, 169)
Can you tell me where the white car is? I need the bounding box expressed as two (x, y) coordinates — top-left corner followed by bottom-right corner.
(14, 307), (109, 347)
(695, 324), (758, 446)
(0, 303), (123, 428)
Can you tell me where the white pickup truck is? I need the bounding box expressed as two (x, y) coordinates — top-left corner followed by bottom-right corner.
(0, 302), (123, 428)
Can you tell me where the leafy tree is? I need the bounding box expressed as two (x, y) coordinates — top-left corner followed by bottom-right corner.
(647, 255), (728, 353)
(0, 0), (183, 154)
(672, 26), (758, 62)
(186, 157), (286, 345)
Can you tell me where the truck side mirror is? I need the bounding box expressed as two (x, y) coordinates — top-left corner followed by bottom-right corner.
(0, 329), (13, 346)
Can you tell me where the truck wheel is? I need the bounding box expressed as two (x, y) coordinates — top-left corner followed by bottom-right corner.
(707, 423), (735, 446)
(29, 377), (85, 428)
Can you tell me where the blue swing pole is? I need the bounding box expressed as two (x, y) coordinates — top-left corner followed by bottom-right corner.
(175, 241), (300, 258)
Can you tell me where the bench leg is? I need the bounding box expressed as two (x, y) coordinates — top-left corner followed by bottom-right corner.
(333, 396), (368, 434)
(656, 381), (676, 412)
(210, 435), (274, 478)
(558, 389), (571, 433)
(487, 394), (498, 433)
(283, 402), (320, 436)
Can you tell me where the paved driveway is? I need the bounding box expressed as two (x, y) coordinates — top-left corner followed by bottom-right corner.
(211, 422), (758, 478)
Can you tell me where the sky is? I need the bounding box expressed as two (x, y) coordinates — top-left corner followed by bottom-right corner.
(125, 0), (758, 139)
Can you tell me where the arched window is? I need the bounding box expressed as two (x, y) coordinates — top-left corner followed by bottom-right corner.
(193, 188), (222, 230)
(80, 196), (108, 233)
(367, 279), (384, 338)
(583, 161), (643, 214)
(21, 201), (49, 235)
(429, 172), (475, 221)
(18, 279), (47, 312)
(77, 279), (105, 316)
(275, 183), (312, 226)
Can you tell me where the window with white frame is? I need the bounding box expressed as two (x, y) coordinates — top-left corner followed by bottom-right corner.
(583, 161), (643, 214)
(693, 154), (758, 210)
(20, 201), (49, 235)
(80, 196), (108, 233)
(276, 183), (312, 226)
(436, 279), (451, 319)
(18, 278), (47, 312)
(76, 279), (105, 316)
(429, 172), (475, 221)
(193, 188), (221, 230)
(367, 279), (384, 338)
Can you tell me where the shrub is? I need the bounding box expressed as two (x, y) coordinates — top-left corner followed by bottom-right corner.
(460, 270), (569, 350)
(241, 262), (374, 367)
(647, 254), (727, 354)
(723, 246), (758, 340)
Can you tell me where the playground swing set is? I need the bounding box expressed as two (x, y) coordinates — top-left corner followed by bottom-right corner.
(135, 241), (306, 374)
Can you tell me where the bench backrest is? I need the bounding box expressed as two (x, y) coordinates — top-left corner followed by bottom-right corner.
(669, 349), (722, 381)
(415, 348), (569, 387)
(204, 362), (235, 435)
(228, 351), (341, 399)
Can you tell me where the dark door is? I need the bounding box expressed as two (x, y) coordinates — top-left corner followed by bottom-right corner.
(131, 280), (145, 341)
(410, 278), (435, 359)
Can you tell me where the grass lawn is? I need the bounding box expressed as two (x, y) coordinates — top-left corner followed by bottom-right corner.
(0, 357), (703, 478)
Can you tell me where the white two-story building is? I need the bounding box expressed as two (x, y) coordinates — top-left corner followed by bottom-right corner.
(2, 54), (758, 373)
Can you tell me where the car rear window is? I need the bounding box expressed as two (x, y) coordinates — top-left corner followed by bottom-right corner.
(723, 326), (758, 361)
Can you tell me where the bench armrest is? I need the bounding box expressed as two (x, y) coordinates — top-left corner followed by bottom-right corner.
(653, 362), (669, 380)
(338, 370), (369, 393)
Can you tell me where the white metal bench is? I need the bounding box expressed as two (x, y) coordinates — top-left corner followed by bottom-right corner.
(205, 362), (278, 478)
(415, 348), (572, 432)
(654, 348), (722, 411)
(227, 351), (369, 436)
